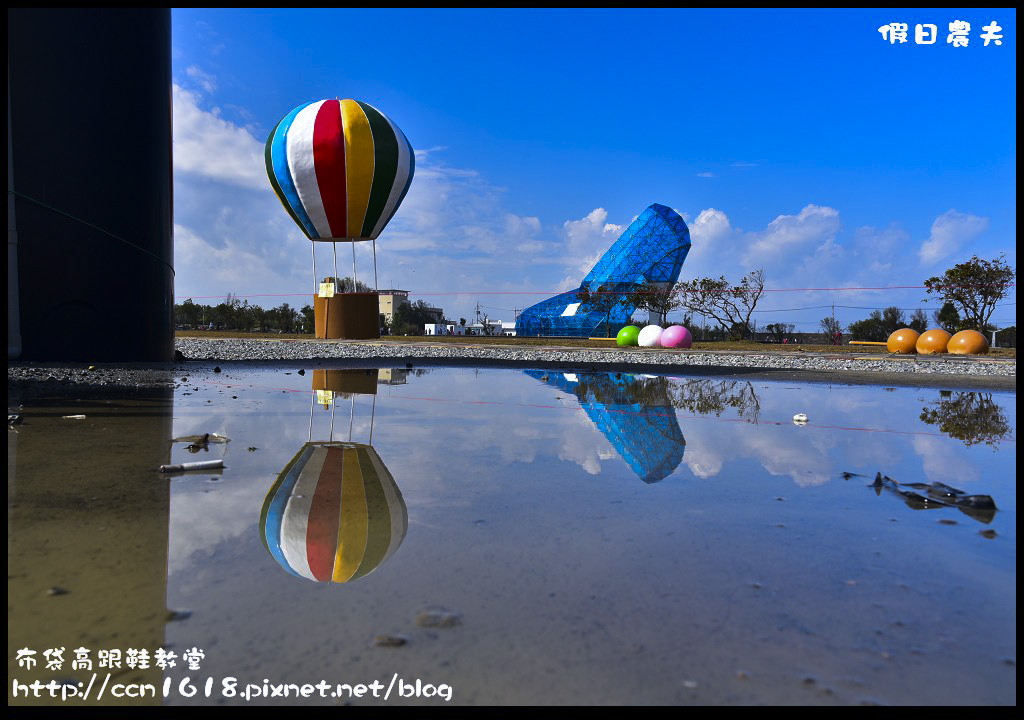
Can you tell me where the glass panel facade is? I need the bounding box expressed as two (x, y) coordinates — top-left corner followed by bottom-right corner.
(516, 204), (691, 337)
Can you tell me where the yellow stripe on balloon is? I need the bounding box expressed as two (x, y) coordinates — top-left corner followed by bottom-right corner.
(340, 99), (375, 239)
(335, 446), (369, 582)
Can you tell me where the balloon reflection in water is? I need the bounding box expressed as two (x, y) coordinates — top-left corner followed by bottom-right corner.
(260, 369), (407, 583)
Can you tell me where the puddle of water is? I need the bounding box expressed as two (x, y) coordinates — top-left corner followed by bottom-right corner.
(8, 367), (1016, 705)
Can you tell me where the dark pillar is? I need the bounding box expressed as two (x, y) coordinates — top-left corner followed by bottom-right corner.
(8, 8), (174, 361)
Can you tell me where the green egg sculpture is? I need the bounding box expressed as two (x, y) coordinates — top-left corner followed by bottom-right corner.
(616, 325), (641, 347)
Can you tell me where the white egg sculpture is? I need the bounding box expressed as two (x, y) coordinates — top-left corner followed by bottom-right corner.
(637, 324), (664, 348)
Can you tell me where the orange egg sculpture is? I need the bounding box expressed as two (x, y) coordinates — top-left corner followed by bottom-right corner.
(947, 329), (990, 355)
(916, 328), (952, 355)
(886, 328), (920, 354)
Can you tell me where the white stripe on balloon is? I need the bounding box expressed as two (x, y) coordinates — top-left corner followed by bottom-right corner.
(279, 444), (328, 580)
(286, 101), (333, 239)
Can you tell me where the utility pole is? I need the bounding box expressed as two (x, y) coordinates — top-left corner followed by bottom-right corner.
(832, 300), (836, 345)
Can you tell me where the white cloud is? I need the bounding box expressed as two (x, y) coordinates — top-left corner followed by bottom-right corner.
(742, 204), (841, 270)
(561, 208), (625, 279)
(696, 172), (715, 178)
(185, 65), (217, 93)
(173, 84), (265, 190)
(918, 209), (989, 265)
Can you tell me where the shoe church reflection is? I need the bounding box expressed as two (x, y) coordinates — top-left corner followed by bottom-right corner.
(260, 370), (407, 583)
(525, 370), (686, 483)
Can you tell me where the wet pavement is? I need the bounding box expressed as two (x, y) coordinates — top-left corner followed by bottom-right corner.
(7, 366), (1016, 705)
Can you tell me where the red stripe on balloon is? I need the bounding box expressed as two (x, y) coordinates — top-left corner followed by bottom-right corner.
(312, 100), (347, 238)
(306, 446), (345, 582)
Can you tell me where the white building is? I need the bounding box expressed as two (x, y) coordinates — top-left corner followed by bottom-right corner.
(424, 323), (467, 336)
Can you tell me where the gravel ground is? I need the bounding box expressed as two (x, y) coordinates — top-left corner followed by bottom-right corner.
(7, 337), (1016, 394)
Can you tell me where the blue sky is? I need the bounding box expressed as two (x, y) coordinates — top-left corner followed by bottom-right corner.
(171, 8), (1016, 329)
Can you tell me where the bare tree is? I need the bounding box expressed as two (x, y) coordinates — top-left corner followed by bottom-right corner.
(676, 269), (765, 339)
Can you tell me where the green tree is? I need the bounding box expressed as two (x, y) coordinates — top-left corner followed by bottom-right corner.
(933, 301), (962, 333)
(300, 304), (314, 334)
(175, 299), (203, 328)
(880, 306), (906, 335)
(819, 317), (842, 343)
(390, 300), (440, 335)
(578, 282), (635, 337)
(847, 311), (886, 341)
(847, 306), (906, 341)
(767, 322), (796, 342)
(908, 308), (929, 333)
(924, 254), (1015, 332)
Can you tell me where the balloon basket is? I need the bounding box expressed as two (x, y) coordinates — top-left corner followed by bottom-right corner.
(313, 369), (379, 395)
(314, 292), (380, 340)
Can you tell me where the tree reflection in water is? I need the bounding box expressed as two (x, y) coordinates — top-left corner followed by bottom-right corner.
(668, 378), (761, 424)
(919, 391), (1012, 448)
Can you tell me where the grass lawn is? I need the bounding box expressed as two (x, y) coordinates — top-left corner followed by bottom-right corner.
(175, 331), (1015, 358)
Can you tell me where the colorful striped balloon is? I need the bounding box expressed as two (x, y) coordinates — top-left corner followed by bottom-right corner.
(265, 99), (414, 241)
(260, 442), (407, 583)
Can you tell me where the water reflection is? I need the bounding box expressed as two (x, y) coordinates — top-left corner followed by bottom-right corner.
(668, 378), (762, 424)
(259, 368), (407, 584)
(8, 391), (172, 706)
(9, 368), (1015, 706)
(261, 442), (407, 583)
(525, 370), (685, 483)
(919, 391), (1013, 448)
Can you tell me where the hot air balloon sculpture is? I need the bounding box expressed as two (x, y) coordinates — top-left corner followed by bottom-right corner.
(265, 99), (415, 339)
(259, 368), (408, 583)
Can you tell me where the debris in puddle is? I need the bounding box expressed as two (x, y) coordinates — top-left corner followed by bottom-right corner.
(373, 634), (409, 647)
(166, 609), (193, 622)
(297, 369), (305, 375)
(62, 415), (87, 419)
(682, 680), (698, 689)
(415, 608), (462, 628)
(213, 366), (221, 373)
(793, 413), (808, 425)
(248, 446), (258, 452)
(937, 518), (958, 525)
(8, 414), (22, 425)
(46, 587), (70, 596)
(869, 472), (998, 524)
(159, 460), (225, 473)
(173, 433), (230, 445)
(980, 529), (997, 539)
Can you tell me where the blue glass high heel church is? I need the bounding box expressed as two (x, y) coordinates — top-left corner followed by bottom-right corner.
(515, 204), (691, 337)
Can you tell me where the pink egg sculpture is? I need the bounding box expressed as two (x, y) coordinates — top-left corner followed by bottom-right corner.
(659, 325), (692, 349)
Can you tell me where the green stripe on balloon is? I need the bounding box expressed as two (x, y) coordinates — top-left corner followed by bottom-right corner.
(356, 101), (399, 238)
